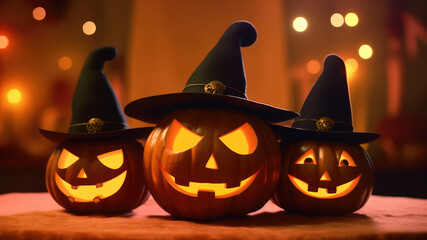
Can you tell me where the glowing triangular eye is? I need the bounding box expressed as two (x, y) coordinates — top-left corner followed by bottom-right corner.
(295, 148), (317, 165)
(57, 149), (79, 169)
(165, 119), (203, 153)
(97, 149), (124, 169)
(339, 150), (356, 167)
(219, 122), (258, 155)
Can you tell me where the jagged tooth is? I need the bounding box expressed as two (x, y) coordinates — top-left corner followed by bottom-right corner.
(96, 183), (103, 188)
(93, 197), (101, 203)
(327, 187), (337, 194)
(71, 185), (77, 190)
(174, 178), (190, 187)
(308, 185), (319, 192)
(68, 196), (75, 203)
(226, 181), (240, 188)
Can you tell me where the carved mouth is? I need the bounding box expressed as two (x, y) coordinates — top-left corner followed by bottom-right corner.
(158, 162), (260, 199)
(288, 174), (361, 199)
(54, 171), (127, 203)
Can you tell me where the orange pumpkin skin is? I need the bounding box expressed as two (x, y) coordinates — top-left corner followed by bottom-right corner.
(144, 108), (281, 220)
(46, 138), (149, 214)
(272, 140), (373, 215)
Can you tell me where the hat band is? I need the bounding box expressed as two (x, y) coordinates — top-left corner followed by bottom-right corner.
(293, 117), (353, 132)
(183, 80), (246, 98)
(69, 118), (129, 133)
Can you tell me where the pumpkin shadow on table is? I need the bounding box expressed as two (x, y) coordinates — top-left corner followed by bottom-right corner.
(147, 211), (375, 227)
(60, 209), (136, 218)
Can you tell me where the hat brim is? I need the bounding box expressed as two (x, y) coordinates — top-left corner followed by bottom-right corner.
(270, 125), (380, 144)
(39, 127), (154, 143)
(124, 93), (299, 124)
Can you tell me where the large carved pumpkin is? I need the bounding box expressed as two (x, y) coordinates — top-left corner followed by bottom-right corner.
(46, 138), (149, 214)
(144, 108), (281, 220)
(272, 140), (374, 215)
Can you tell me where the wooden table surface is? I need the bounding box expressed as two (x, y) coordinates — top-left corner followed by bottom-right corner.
(0, 193), (426, 239)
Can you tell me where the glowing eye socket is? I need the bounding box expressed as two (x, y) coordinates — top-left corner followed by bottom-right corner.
(165, 119), (203, 153)
(295, 148), (317, 165)
(339, 150), (356, 167)
(97, 149), (124, 169)
(57, 149), (79, 169)
(219, 122), (258, 155)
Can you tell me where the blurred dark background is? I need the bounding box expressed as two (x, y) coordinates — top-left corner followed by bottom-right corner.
(0, 0), (426, 198)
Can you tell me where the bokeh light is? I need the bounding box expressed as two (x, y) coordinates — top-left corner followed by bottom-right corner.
(293, 17), (308, 32)
(7, 89), (22, 104)
(345, 12), (359, 27)
(359, 44), (373, 59)
(82, 21), (96, 35)
(0, 35), (9, 49)
(58, 56), (72, 70)
(330, 13), (344, 27)
(33, 7), (46, 21)
(306, 60), (321, 74)
(345, 58), (359, 78)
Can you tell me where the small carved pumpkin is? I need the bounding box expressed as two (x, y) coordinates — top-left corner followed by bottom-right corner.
(46, 138), (149, 214)
(272, 140), (374, 215)
(144, 108), (281, 220)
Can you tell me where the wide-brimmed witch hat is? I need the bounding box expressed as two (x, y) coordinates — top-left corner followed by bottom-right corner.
(273, 54), (379, 144)
(40, 47), (153, 142)
(124, 21), (298, 123)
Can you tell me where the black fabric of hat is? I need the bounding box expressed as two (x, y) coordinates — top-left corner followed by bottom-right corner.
(124, 21), (298, 124)
(40, 46), (153, 142)
(273, 54), (379, 144)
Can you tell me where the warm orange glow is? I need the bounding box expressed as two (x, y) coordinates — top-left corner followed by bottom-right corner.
(306, 60), (321, 74)
(359, 44), (373, 59)
(330, 13), (344, 27)
(0, 35), (9, 49)
(288, 174), (361, 199)
(82, 21), (96, 35)
(55, 171), (127, 202)
(345, 58), (359, 77)
(77, 169), (88, 179)
(219, 122), (258, 155)
(205, 154), (219, 169)
(165, 119), (203, 152)
(57, 149), (79, 169)
(98, 149), (124, 169)
(339, 150), (356, 167)
(320, 171), (331, 181)
(6, 89), (22, 104)
(345, 12), (359, 27)
(159, 161), (260, 199)
(293, 17), (308, 32)
(58, 56), (72, 70)
(295, 148), (317, 165)
(32, 7), (46, 21)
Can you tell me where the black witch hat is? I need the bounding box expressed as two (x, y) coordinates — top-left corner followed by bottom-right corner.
(40, 47), (153, 142)
(124, 21), (298, 123)
(273, 54), (379, 144)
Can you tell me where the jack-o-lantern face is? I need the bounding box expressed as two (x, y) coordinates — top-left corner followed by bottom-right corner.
(54, 148), (127, 203)
(272, 140), (374, 215)
(46, 138), (149, 213)
(144, 108), (281, 220)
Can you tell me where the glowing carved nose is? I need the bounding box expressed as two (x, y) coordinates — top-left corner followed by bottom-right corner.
(77, 169), (88, 178)
(205, 154), (218, 169)
(320, 171), (331, 181)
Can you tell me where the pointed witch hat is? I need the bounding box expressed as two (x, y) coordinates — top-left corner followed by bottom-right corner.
(273, 54), (379, 143)
(40, 46), (153, 142)
(124, 21), (298, 123)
